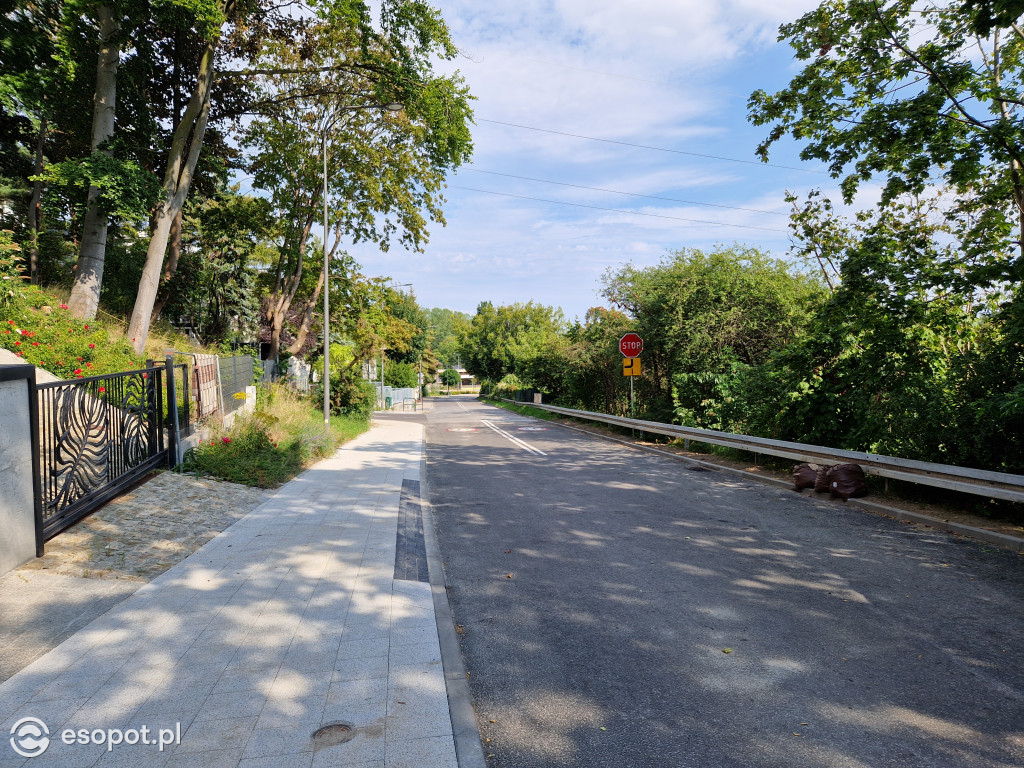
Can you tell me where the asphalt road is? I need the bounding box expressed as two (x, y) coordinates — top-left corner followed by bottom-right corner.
(424, 398), (1024, 768)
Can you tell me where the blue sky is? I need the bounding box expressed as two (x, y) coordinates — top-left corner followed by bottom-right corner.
(350, 0), (839, 320)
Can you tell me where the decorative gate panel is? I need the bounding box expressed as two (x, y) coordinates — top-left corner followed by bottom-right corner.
(37, 367), (167, 540)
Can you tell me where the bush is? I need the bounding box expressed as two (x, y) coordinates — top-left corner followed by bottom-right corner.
(384, 360), (418, 388)
(313, 369), (377, 418)
(0, 284), (141, 377)
(182, 383), (371, 487)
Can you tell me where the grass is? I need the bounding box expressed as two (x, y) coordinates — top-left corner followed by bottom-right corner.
(182, 384), (371, 488)
(485, 398), (559, 421)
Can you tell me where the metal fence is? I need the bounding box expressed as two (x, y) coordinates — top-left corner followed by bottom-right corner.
(377, 386), (419, 410)
(37, 367), (171, 540)
(219, 354), (255, 414)
(504, 399), (1024, 504)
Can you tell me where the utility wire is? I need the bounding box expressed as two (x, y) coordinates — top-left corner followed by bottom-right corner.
(449, 186), (788, 233)
(478, 118), (826, 174)
(463, 168), (790, 216)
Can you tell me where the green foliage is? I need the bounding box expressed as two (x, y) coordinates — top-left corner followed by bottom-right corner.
(749, 0), (1024, 286)
(600, 245), (825, 424)
(424, 306), (470, 366)
(0, 285), (140, 377)
(0, 230), (25, 307)
(440, 367), (460, 388)
(36, 152), (162, 225)
(162, 188), (273, 344)
(313, 363), (378, 419)
(384, 360), (417, 388)
(460, 300), (565, 383)
(182, 384), (371, 487)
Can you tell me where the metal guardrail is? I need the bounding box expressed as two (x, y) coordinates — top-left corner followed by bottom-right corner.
(501, 399), (1024, 504)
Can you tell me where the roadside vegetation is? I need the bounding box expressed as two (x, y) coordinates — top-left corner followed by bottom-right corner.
(463, 0), (1024, 490)
(182, 384), (370, 488)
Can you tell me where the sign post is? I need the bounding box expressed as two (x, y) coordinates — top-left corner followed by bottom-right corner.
(619, 334), (643, 423)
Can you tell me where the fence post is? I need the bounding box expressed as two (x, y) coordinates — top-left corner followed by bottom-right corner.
(165, 355), (180, 468)
(0, 365), (44, 574)
(180, 363), (191, 437)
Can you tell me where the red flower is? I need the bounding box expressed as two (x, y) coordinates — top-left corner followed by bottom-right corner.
(88, 343), (95, 349)
(59, 304), (68, 310)
(98, 387), (105, 393)
(73, 368), (82, 374)
(77, 357), (82, 361)
(86, 362), (92, 367)
(14, 341), (20, 346)
(31, 342), (39, 346)
(84, 325), (89, 329)
(222, 437), (231, 444)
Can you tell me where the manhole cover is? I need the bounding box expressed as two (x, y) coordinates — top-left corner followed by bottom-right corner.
(446, 428), (478, 432)
(312, 722), (355, 748)
(517, 427), (547, 431)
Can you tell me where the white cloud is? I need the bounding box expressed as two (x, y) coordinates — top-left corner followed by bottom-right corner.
(345, 0), (835, 318)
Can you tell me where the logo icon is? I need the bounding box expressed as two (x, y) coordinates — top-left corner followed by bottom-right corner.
(10, 717), (49, 758)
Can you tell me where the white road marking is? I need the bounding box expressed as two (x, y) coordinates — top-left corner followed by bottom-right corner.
(481, 420), (547, 455)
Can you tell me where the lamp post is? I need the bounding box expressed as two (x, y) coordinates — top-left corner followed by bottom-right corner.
(322, 101), (403, 425)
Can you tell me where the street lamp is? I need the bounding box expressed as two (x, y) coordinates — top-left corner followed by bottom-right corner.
(322, 101), (403, 425)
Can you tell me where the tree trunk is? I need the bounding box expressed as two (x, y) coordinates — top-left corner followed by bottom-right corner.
(286, 266), (325, 354)
(266, 192), (318, 360)
(67, 5), (119, 319)
(150, 209), (183, 323)
(27, 116), (46, 285)
(128, 35), (218, 354)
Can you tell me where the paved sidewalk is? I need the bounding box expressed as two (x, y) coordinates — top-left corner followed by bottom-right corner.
(0, 419), (457, 768)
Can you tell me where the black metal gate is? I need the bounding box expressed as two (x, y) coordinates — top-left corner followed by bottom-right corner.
(36, 367), (170, 540)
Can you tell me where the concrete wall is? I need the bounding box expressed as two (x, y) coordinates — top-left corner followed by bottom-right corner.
(0, 370), (39, 575)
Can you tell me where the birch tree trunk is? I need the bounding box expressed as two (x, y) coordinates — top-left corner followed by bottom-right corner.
(67, 5), (119, 319)
(127, 37), (217, 354)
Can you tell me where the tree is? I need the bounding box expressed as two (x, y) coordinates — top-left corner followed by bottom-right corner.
(460, 301), (565, 383)
(601, 246), (825, 425)
(749, 0), (1024, 290)
(440, 367), (459, 393)
(127, 0), (474, 355)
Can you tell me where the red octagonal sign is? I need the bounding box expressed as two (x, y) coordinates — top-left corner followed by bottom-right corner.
(619, 333), (643, 358)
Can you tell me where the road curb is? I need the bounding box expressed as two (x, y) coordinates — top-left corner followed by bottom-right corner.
(419, 454), (489, 768)
(497, 404), (1024, 554)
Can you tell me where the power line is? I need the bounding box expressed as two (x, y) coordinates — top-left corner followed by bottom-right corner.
(449, 186), (788, 233)
(478, 118), (826, 174)
(463, 168), (790, 217)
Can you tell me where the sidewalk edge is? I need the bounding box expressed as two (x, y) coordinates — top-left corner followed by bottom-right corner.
(419, 454), (488, 768)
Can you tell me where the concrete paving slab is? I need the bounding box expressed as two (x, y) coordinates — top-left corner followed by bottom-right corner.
(0, 419), (465, 768)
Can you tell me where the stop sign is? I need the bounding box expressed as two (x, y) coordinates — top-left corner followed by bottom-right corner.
(619, 333), (643, 357)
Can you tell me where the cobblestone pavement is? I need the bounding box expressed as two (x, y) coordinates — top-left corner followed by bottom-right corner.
(1, 473), (270, 683)
(20, 473), (271, 582)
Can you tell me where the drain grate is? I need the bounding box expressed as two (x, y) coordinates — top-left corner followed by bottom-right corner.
(312, 722), (356, 748)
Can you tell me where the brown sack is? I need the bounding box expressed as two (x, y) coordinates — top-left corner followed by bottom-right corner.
(814, 465), (832, 493)
(827, 463), (868, 500)
(792, 463), (818, 490)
